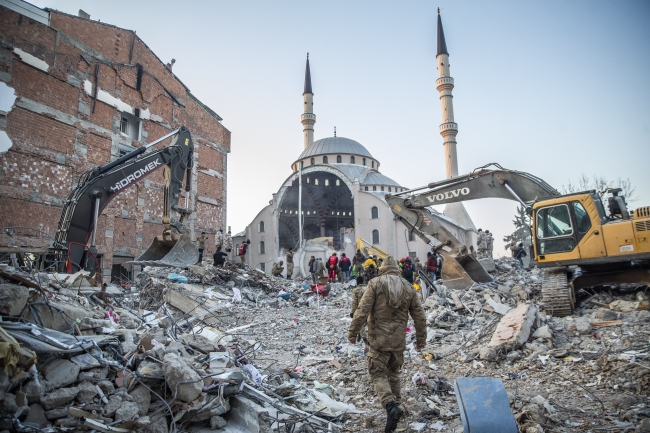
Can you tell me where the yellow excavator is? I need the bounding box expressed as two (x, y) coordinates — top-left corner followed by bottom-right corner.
(386, 163), (650, 316)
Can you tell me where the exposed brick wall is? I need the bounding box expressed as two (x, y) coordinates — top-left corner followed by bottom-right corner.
(0, 6), (230, 278)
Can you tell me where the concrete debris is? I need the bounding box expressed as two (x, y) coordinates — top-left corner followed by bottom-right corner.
(0, 256), (648, 432)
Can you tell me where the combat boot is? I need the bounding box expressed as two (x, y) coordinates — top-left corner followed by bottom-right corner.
(385, 401), (403, 432)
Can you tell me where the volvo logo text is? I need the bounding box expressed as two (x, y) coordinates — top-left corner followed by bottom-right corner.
(425, 187), (470, 204)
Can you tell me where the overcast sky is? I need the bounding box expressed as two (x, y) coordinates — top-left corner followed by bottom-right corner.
(32, 0), (650, 255)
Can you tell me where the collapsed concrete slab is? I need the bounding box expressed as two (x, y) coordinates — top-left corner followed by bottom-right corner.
(488, 303), (538, 350)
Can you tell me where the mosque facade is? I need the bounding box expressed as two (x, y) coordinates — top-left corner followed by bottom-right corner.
(233, 14), (476, 276)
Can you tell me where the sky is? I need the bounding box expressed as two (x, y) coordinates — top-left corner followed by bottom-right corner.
(31, 0), (650, 256)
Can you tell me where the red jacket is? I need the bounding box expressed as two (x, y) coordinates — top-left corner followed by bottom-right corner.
(426, 256), (438, 273)
(327, 256), (338, 269)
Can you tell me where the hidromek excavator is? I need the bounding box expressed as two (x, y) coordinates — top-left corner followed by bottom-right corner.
(386, 163), (650, 316)
(52, 126), (199, 275)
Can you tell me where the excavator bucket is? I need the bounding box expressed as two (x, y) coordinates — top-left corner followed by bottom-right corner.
(131, 233), (199, 268)
(441, 252), (493, 290)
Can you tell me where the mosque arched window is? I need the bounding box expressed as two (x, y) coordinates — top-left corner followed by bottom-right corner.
(259, 241), (265, 254)
(336, 179), (340, 186)
(259, 221), (265, 233)
(325, 179), (329, 186)
(336, 155), (342, 163)
(372, 230), (380, 245)
(362, 158), (366, 166)
(373, 186), (377, 191)
(372, 161), (375, 168)
(306, 177), (310, 184)
(299, 161), (303, 169)
(310, 158), (315, 165)
(381, 186), (384, 192)
(315, 179), (319, 186)
(371, 206), (379, 219)
(364, 186), (368, 191)
(323, 156), (328, 164)
(350, 156), (355, 164)
(388, 187), (391, 192)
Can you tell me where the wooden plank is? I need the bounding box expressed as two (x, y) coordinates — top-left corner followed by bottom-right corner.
(451, 293), (464, 311)
(589, 320), (623, 328)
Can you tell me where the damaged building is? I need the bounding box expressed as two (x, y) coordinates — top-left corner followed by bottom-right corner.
(0, 0), (230, 281)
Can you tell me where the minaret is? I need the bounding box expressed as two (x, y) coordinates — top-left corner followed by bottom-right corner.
(437, 10), (476, 234)
(301, 53), (316, 149)
(436, 10), (458, 178)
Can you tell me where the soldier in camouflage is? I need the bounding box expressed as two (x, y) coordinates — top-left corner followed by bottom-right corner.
(348, 256), (427, 432)
(272, 261), (284, 277)
(485, 230), (494, 259)
(350, 275), (369, 352)
(477, 228), (486, 258)
(286, 248), (294, 280)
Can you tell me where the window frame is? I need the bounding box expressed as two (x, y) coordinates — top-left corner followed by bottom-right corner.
(323, 156), (328, 164)
(372, 229), (380, 245)
(336, 155), (342, 163)
(259, 221), (265, 233)
(259, 240), (265, 254)
(350, 156), (355, 164)
(536, 204), (574, 240)
(371, 206), (379, 219)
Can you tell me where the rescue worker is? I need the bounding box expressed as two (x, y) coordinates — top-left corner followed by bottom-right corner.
(353, 249), (365, 268)
(327, 252), (339, 283)
(485, 230), (494, 259)
(401, 257), (415, 283)
(339, 253), (352, 281)
(425, 251), (437, 282)
(435, 251), (444, 280)
(317, 257), (326, 279)
(308, 256), (318, 284)
(238, 239), (250, 268)
(215, 228), (224, 252)
(286, 248), (294, 280)
(348, 256), (426, 433)
(513, 243), (527, 268)
(272, 260), (284, 277)
(213, 247), (227, 268)
(509, 240), (517, 257)
(363, 256), (378, 283)
(350, 275), (369, 353)
(224, 229), (233, 253)
(196, 232), (207, 264)
(477, 228), (485, 258)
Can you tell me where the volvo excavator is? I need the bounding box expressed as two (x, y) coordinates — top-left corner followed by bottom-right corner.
(52, 126), (199, 275)
(386, 163), (650, 316)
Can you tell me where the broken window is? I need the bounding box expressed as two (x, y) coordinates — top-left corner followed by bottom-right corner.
(323, 156), (328, 164)
(371, 206), (379, 219)
(259, 241), (265, 254)
(336, 155), (342, 163)
(259, 262), (265, 272)
(119, 111), (140, 140)
(259, 221), (265, 233)
(350, 156), (355, 164)
(372, 230), (380, 244)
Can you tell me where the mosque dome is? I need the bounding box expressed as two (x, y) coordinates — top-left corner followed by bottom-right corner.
(298, 136), (373, 159)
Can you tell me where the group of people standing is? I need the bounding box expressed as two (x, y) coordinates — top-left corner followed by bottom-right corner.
(193, 228), (254, 269)
(476, 228), (494, 259)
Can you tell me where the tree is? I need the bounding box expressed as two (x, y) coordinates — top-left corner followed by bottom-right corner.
(503, 205), (531, 250)
(562, 174), (638, 204)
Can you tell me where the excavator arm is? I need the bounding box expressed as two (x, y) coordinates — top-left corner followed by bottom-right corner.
(53, 127), (197, 273)
(385, 164), (561, 289)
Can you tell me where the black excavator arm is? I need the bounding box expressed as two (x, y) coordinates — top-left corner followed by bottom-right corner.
(53, 127), (194, 273)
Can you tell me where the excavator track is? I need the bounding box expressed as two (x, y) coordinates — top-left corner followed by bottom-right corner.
(541, 267), (574, 317)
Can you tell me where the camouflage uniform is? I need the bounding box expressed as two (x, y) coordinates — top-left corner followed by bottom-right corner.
(350, 284), (368, 342)
(286, 251), (294, 279)
(225, 231), (233, 252)
(215, 230), (224, 250)
(348, 256), (427, 408)
(477, 230), (486, 258)
(272, 261), (284, 277)
(486, 232), (494, 259)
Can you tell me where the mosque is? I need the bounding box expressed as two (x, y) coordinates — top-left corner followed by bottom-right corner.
(232, 13), (477, 276)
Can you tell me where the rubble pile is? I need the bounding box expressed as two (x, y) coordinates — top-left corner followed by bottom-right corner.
(0, 257), (648, 432)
